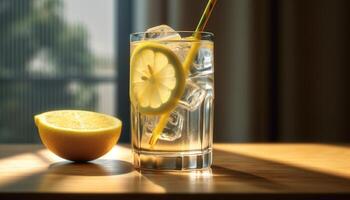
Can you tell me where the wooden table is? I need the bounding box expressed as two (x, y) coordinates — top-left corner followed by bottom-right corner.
(0, 144), (349, 200)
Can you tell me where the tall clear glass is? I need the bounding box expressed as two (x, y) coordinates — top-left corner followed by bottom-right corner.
(130, 31), (214, 170)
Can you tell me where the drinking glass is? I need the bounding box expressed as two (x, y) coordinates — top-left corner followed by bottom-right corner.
(130, 31), (214, 170)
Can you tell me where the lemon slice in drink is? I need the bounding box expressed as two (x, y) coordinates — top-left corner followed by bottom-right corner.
(130, 42), (185, 115)
(35, 110), (122, 162)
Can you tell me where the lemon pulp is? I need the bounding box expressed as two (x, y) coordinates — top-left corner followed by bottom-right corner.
(130, 42), (185, 115)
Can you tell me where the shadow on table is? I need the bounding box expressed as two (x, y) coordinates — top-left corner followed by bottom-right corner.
(138, 148), (350, 195)
(1, 145), (350, 199)
(138, 156), (286, 193)
(48, 159), (133, 176)
(0, 159), (133, 192)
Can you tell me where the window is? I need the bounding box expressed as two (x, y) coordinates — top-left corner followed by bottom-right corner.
(0, 0), (116, 143)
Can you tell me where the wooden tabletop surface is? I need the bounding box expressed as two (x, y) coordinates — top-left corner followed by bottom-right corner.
(0, 143), (349, 200)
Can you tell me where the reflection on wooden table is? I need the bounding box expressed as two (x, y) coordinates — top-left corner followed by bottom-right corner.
(0, 144), (350, 199)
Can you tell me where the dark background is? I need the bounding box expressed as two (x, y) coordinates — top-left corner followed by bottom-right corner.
(1, 0), (350, 143)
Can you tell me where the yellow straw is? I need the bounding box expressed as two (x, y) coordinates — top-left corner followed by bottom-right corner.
(149, 0), (218, 146)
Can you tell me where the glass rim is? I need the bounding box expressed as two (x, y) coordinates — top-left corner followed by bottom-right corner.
(130, 30), (213, 36)
(130, 31), (214, 41)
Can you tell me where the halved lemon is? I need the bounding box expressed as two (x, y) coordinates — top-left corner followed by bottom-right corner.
(34, 110), (122, 162)
(130, 42), (185, 115)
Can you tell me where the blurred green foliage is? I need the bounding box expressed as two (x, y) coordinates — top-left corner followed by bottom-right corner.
(0, 0), (96, 142)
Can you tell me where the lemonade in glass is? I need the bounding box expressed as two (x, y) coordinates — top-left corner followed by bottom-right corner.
(130, 25), (214, 170)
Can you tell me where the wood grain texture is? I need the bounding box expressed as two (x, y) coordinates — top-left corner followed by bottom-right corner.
(0, 143), (350, 200)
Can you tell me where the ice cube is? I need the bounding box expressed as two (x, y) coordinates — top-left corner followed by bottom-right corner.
(191, 47), (214, 77)
(145, 25), (192, 62)
(191, 76), (214, 94)
(142, 110), (184, 141)
(179, 80), (206, 111)
(169, 40), (192, 62)
(142, 115), (157, 136)
(145, 25), (181, 40)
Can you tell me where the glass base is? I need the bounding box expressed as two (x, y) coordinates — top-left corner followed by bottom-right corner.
(133, 149), (212, 171)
